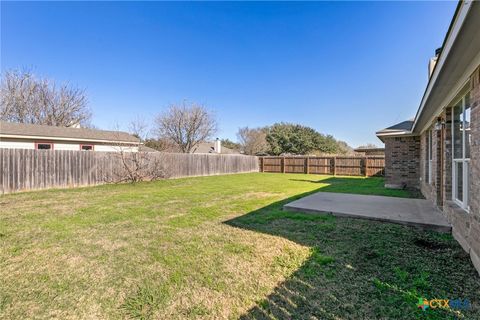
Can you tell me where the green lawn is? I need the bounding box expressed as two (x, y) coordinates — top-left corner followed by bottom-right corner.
(0, 173), (478, 319)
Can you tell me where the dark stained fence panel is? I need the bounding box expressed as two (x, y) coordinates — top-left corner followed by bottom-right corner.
(259, 156), (384, 178)
(262, 157), (282, 173)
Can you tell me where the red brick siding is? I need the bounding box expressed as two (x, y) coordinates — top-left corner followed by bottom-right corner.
(419, 122), (445, 206)
(384, 136), (420, 189)
(470, 66), (480, 224)
(467, 66), (480, 271)
(441, 66), (480, 274)
(443, 107), (453, 204)
(420, 129), (434, 202)
(383, 66), (480, 274)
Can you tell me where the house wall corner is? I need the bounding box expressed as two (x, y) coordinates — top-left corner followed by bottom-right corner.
(383, 136), (421, 189)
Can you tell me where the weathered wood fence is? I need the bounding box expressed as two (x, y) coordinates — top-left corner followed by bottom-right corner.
(0, 149), (259, 194)
(259, 156), (385, 177)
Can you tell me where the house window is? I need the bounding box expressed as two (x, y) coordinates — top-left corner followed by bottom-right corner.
(35, 142), (53, 150)
(427, 130), (433, 184)
(452, 92), (470, 211)
(81, 144), (94, 151)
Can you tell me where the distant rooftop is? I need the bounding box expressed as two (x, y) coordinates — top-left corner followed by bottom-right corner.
(0, 121), (139, 143)
(193, 142), (240, 154)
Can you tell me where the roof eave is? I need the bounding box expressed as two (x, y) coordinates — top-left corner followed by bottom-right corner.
(375, 130), (414, 143)
(0, 134), (140, 145)
(411, 0), (474, 133)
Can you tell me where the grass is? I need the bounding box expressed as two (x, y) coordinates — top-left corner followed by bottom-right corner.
(0, 173), (479, 319)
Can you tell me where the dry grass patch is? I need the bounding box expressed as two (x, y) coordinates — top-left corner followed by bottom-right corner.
(1, 173), (479, 319)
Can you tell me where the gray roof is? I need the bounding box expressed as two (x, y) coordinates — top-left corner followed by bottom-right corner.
(193, 142), (240, 154)
(0, 121), (139, 143)
(376, 120), (414, 134)
(376, 119), (415, 143)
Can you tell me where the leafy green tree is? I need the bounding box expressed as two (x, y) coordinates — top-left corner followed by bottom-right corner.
(265, 123), (349, 155)
(266, 123), (321, 155)
(335, 140), (354, 155)
(357, 143), (379, 149)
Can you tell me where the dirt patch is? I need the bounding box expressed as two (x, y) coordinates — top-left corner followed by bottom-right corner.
(413, 238), (448, 250)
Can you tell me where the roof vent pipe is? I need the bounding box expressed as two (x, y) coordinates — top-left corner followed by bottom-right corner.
(428, 47), (442, 79)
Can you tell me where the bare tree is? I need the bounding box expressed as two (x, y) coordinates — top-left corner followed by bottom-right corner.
(103, 127), (168, 183)
(106, 150), (168, 183)
(0, 70), (38, 123)
(129, 116), (150, 141)
(154, 102), (217, 153)
(127, 117), (181, 152)
(0, 69), (91, 127)
(237, 126), (269, 155)
(144, 138), (179, 152)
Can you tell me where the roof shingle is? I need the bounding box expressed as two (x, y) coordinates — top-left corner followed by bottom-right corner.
(0, 121), (139, 143)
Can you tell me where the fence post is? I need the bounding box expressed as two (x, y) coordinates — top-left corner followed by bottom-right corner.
(260, 157), (264, 172)
(281, 157), (286, 173)
(0, 149), (260, 194)
(332, 157), (336, 176)
(305, 157), (309, 174)
(364, 157), (368, 177)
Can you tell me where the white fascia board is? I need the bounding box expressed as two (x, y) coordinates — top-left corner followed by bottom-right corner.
(0, 134), (139, 145)
(375, 131), (413, 137)
(418, 49), (480, 135)
(376, 130), (415, 143)
(411, 1), (472, 132)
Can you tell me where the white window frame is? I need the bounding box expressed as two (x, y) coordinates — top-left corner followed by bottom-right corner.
(451, 94), (470, 211)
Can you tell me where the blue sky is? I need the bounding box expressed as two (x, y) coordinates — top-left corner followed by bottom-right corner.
(1, 1), (457, 147)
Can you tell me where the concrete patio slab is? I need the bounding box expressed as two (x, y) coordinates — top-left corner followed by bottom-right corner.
(283, 192), (451, 233)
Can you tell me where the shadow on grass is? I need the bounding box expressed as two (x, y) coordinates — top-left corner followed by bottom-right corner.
(224, 185), (479, 319)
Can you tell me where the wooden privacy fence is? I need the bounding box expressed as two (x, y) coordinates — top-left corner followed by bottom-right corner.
(259, 156), (385, 177)
(0, 149), (259, 194)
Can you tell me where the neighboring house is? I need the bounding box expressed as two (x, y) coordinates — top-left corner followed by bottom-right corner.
(192, 139), (241, 154)
(0, 121), (140, 152)
(353, 147), (385, 156)
(376, 1), (480, 273)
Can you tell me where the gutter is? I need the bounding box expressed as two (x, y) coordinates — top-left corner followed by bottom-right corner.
(376, 130), (415, 143)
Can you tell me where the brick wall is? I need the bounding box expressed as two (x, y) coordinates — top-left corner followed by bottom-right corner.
(470, 66), (480, 225)
(443, 107), (453, 204)
(465, 66), (480, 272)
(439, 66), (480, 274)
(419, 123), (444, 206)
(383, 136), (420, 189)
(419, 132), (429, 194)
(383, 66), (480, 274)
(420, 129), (433, 202)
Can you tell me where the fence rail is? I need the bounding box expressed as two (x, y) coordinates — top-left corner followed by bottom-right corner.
(0, 149), (259, 194)
(259, 156), (384, 177)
